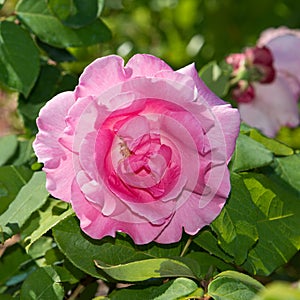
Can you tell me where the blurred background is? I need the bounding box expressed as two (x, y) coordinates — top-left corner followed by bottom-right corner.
(99, 0), (300, 69)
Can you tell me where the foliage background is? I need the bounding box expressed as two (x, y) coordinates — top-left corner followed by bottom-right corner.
(0, 0), (300, 299)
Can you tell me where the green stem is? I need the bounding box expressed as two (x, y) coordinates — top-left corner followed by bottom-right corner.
(180, 236), (193, 257)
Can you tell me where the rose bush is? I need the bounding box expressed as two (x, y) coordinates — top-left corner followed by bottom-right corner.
(33, 54), (240, 244)
(227, 27), (300, 137)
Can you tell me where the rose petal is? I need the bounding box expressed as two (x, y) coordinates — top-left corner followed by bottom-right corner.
(33, 92), (75, 202)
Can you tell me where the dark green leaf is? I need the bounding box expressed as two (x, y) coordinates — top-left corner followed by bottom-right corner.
(0, 165), (33, 214)
(207, 270), (264, 300)
(0, 21), (40, 96)
(48, 0), (99, 28)
(36, 39), (76, 62)
(184, 252), (234, 280)
(52, 216), (150, 279)
(95, 258), (196, 281)
(0, 244), (31, 286)
(0, 172), (49, 242)
(110, 278), (200, 300)
(16, 0), (111, 48)
(20, 266), (64, 300)
(0, 135), (18, 166)
(230, 134), (273, 172)
(193, 230), (234, 263)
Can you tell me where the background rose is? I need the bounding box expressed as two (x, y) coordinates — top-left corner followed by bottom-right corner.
(228, 27), (300, 137)
(33, 54), (240, 245)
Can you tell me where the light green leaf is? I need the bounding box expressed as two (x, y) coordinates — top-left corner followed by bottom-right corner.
(230, 134), (273, 172)
(20, 266), (64, 300)
(0, 165), (32, 214)
(95, 258), (196, 281)
(254, 281), (300, 300)
(0, 172), (49, 242)
(16, 0), (111, 48)
(248, 129), (294, 156)
(273, 154), (300, 192)
(0, 135), (18, 166)
(241, 173), (300, 275)
(0, 21), (40, 96)
(25, 199), (74, 251)
(207, 270), (264, 300)
(111, 278), (200, 300)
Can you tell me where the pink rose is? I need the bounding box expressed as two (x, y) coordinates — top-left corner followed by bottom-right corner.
(227, 28), (300, 137)
(33, 54), (240, 244)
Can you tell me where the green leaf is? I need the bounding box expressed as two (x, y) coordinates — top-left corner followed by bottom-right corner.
(52, 215), (150, 279)
(211, 173), (259, 265)
(211, 172), (300, 275)
(25, 199), (74, 251)
(20, 266), (64, 300)
(0, 135), (18, 166)
(207, 270), (264, 300)
(0, 21), (40, 96)
(273, 154), (300, 192)
(248, 129), (294, 156)
(193, 230), (234, 263)
(254, 282), (300, 300)
(48, 0), (99, 28)
(184, 252), (234, 280)
(230, 134), (273, 172)
(110, 278), (200, 300)
(0, 244), (31, 285)
(95, 258), (196, 281)
(241, 173), (300, 275)
(16, 0), (111, 48)
(199, 61), (231, 97)
(0, 172), (49, 242)
(0, 165), (33, 214)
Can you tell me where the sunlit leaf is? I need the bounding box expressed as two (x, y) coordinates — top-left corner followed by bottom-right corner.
(207, 270), (264, 300)
(0, 172), (48, 242)
(95, 258), (196, 281)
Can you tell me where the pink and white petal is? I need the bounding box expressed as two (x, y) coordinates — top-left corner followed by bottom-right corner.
(33, 92), (76, 202)
(210, 104), (240, 161)
(126, 54), (172, 77)
(75, 55), (132, 99)
(71, 179), (168, 244)
(239, 77), (300, 137)
(155, 191), (226, 244)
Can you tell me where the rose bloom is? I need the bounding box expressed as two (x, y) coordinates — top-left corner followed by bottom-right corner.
(227, 27), (300, 137)
(33, 54), (240, 244)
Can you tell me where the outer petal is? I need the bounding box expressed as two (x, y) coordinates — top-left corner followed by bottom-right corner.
(239, 76), (300, 137)
(33, 92), (75, 202)
(75, 55), (132, 99)
(70, 179), (170, 245)
(178, 63), (240, 160)
(126, 54), (173, 77)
